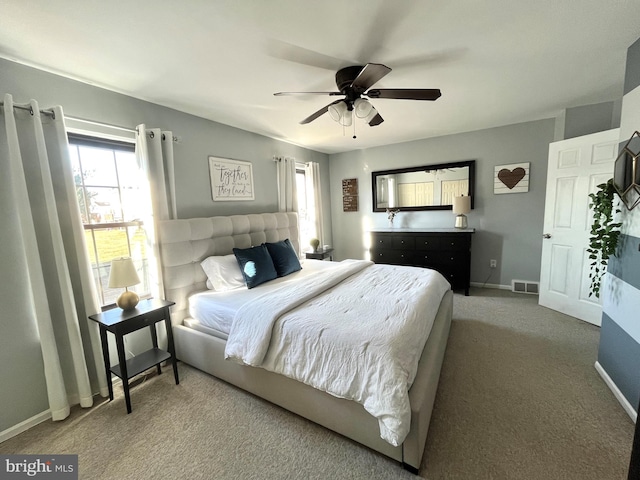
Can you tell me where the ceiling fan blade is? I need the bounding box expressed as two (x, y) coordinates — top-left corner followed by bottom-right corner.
(356, 2), (414, 61)
(368, 112), (384, 126)
(350, 63), (392, 92)
(366, 88), (441, 101)
(274, 91), (342, 96)
(300, 100), (343, 124)
(265, 38), (352, 71)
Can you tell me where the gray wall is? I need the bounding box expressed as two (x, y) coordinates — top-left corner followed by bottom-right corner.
(328, 119), (556, 287)
(0, 58), (331, 433)
(554, 100), (622, 141)
(564, 101), (618, 139)
(597, 36), (640, 412)
(0, 59), (332, 220)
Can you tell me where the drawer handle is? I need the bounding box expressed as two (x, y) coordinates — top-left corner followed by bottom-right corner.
(451, 257), (455, 261)
(400, 254), (404, 258)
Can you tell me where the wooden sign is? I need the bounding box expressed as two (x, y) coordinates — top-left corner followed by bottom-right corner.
(209, 157), (255, 201)
(342, 178), (358, 211)
(342, 178), (358, 195)
(343, 195), (358, 212)
(494, 162), (530, 194)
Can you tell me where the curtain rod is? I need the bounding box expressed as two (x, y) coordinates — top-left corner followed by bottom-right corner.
(68, 116), (180, 142)
(0, 100), (55, 118)
(65, 115), (136, 133)
(2, 104), (181, 143)
(273, 155), (307, 165)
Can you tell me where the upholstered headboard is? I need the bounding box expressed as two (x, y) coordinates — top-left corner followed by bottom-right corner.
(157, 212), (299, 324)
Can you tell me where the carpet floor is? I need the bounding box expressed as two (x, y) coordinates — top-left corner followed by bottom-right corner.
(0, 288), (635, 479)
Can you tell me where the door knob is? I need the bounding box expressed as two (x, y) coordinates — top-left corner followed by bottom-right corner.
(543, 233), (551, 239)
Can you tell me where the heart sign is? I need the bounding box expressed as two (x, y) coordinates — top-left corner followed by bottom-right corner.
(498, 167), (526, 189)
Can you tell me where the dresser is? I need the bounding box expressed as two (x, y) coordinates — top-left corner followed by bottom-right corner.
(370, 228), (475, 295)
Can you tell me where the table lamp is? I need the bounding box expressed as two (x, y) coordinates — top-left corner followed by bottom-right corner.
(453, 195), (471, 229)
(108, 257), (141, 310)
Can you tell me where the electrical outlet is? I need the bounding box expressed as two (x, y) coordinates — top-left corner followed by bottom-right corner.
(490, 259), (497, 268)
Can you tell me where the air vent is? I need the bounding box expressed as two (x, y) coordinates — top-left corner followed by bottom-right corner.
(511, 280), (539, 295)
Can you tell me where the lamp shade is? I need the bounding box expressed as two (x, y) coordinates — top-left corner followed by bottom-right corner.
(354, 98), (373, 118)
(108, 257), (140, 288)
(328, 101), (348, 122)
(452, 195), (471, 215)
(339, 108), (353, 126)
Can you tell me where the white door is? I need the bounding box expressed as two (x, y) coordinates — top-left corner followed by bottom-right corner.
(539, 129), (619, 325)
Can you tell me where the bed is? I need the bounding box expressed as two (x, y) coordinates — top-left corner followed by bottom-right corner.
(157, 212), (453, 473)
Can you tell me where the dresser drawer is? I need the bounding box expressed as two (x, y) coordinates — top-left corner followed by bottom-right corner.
(439, 267), (470, 290)
(440, 235), (471, 251)
(371, 249), (414, 265)
(372, 235), (394, 248)
(414, 252), (439, 268)
(439, 252), (470, 266)
(415, 236), (441, 250)
(393, 236), (415, 250)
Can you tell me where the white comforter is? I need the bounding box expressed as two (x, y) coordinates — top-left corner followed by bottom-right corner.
(224, 259), (451, 446)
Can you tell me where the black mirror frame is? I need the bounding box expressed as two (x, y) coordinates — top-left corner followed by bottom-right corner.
(371, 160), (476, 212)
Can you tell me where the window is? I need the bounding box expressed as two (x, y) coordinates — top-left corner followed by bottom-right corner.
(69, 134), (151, 308)
(296, 164), (317, 250)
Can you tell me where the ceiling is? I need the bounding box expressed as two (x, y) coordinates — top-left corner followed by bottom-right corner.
(2, 1), (640, 154)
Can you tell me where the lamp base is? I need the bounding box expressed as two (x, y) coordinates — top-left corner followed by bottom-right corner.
(455, 214), (468, 229)
(117, 290), (139, 310)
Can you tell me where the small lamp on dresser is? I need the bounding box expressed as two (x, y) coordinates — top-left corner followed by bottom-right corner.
(108, 257), (141, 310)
(453, 195), (471, 229)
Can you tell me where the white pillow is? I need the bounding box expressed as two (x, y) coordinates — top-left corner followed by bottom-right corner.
(200, 255), (245, 291)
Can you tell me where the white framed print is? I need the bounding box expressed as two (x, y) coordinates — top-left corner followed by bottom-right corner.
(494, 162), (530, 194)
(209, 156), (255, 201)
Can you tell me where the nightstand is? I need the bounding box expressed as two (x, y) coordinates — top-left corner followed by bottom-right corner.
(89, 298), (179, 413)
(305, 248), (334, 261)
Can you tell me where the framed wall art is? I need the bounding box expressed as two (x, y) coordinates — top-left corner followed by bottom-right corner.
(494, 162), (530, 194)
(209, 156), (255, 201)
(342, 178), (358, 212)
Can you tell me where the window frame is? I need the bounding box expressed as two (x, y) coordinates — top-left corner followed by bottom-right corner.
(68, 133), (151, 310)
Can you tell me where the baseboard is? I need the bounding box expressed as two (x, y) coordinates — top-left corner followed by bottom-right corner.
(470, 282), (511, 290)
(0, 379), (120, 444)
(594, 361), (638, 422)
(0, 410), (51, 444)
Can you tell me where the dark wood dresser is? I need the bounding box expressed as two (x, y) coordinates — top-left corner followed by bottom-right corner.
(370, 229), (475, 295)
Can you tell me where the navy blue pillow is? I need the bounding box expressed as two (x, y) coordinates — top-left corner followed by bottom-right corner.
(265, 239), (302, 277)
(233, 244), (278, 289)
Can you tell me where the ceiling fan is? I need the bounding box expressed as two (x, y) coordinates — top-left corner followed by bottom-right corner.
(274, 63), (441, 127)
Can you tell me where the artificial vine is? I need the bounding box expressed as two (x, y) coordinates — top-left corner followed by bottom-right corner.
(587, 179), (622, 298)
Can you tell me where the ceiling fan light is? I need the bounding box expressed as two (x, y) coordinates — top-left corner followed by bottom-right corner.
(339, 109), (353, 126)
(354, 98), (373, 118)
(328, 101), (347, 122)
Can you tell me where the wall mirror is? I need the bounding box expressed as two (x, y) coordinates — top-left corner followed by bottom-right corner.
(372, 160), (476, 212)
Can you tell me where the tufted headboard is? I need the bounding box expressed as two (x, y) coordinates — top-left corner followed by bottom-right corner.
(157, 212), (299, 324)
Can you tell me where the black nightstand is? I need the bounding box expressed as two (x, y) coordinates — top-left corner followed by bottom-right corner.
(305, 248), (334, 261)
(89, 298), (179, 413)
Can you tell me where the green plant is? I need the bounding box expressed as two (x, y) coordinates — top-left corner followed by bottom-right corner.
(587, 179), (622, 298)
